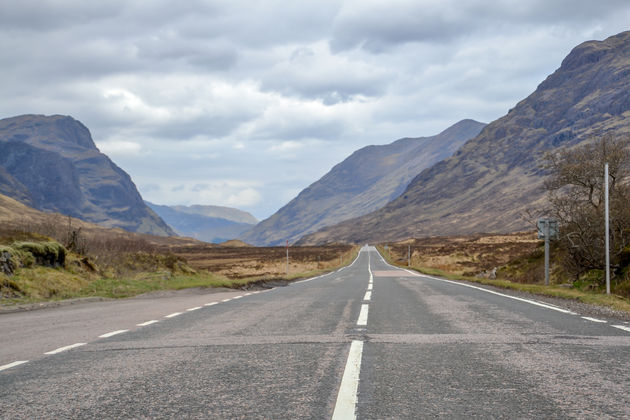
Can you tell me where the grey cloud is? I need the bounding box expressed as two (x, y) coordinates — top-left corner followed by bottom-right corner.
(330, 0), (630, 54)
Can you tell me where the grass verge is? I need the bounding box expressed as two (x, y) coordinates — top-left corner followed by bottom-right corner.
(376, 246), (630, 315)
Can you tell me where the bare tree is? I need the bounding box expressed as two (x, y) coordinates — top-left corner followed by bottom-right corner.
(543, 134), (630, 280)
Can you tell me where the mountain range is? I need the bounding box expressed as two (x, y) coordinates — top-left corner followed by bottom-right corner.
(146, 202), (257, 243)
(299, 30), (630, 244)
(240, 119), (485, 245)
(0, 114), (174, 236)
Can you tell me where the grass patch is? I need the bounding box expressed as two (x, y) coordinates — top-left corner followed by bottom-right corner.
(376, 245), (630, 315)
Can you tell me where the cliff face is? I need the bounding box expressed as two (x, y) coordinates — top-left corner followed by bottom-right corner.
(300, 31), (630, 244)
(0, 114), (175, 236)
(241, 119), (485, 245)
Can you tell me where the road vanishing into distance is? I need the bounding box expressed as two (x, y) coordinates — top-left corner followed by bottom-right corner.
(2, 246), (630, 418)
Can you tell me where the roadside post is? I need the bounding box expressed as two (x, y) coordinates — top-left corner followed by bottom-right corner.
(408, 245), (411, 267)
(537, 218), (558, 286)
(286, 240), (289, 277)
(605, 162), (611, 295)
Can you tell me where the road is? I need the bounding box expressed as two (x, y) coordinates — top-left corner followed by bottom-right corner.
(2, 246), (630, 418)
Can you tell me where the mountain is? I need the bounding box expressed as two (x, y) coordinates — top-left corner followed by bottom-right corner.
(0, 114), (175, 236)
(146, 202), (258, 243)
(240, 119), (485, 245)
(299, 30), (630, 245)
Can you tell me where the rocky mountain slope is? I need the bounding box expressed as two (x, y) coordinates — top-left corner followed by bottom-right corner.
(146, 202), (257, 243)
(300, 30), (630, 244)
(0, 114), (174, 236)
(240, 119), (485, 245)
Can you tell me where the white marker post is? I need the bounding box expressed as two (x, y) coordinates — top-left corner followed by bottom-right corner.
(538, 218), (558, 286)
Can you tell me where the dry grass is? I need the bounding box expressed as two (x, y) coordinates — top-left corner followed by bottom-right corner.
(382, 232), (539, 276)
(379, 233), (630, 315)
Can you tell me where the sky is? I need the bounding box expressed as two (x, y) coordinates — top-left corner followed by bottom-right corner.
(1, 1), (629, 220)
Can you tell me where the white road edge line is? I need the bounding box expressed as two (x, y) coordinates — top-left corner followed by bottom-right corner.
(137, 320), (159, 326)
(204, 302), (218, 306)
(417, 274), (577, 315)
(367, 283), (373, 291)
(582, 316), (607, 323)
(165, 312), (182, 318)
(233, 296), (243, 299)
(357, 304), (369, 326)
(0, 360), (28, 372)
(375, 249), (578, 316)
(222, 298), (232, 302)
(612, 325), (630, 333)
(99, 330), (129, 338)
(332, 340), (364, 420)
(187, 306), (202, 311)
(364, 291), (372, 301)
(44, 342), (86, 355)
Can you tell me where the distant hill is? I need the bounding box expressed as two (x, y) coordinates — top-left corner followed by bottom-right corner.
(146, 202), (258, 243)
(299, 30), (630, 244)
(240, 119), (485, 245)
(0, 114), (174, 236)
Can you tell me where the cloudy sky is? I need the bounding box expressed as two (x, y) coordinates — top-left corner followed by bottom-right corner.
(1, 1), (629, 220)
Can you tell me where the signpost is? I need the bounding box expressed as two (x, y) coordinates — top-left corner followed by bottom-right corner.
(605, 163), (611, 295)
(538, 218), (558, 286)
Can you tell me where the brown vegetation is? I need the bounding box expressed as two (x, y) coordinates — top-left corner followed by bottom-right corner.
(381, 232), (540, 277)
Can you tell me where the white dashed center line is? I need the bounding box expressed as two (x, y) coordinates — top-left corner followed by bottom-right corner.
(332, 340), (364, 420)
(363, 291), (372, 301)
(165, 312), (182, 318)
(222, 298), (232, 302)
(0, 360), (28, 372)
(187, 307), (201, 311)
(44, 343), (86, 355)
(99, 330), (129, 338)
(357, 304), (369, 326)
(204, 302), (218, 306)
(137, 320), (159, 326)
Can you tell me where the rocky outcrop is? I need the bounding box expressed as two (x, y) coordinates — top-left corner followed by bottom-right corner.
(0, 114), (175, 236)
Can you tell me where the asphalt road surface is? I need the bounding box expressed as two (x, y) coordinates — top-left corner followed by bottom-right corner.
(2, 246), (630, 419)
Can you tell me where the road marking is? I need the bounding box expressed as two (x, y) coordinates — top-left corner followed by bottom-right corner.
(363, 291), (372, 301)
(421, 276), (577, 315)
(204, 302), (218, 306)
(378, 258), (579, 316)
(222, 298), (232, 302)
(357, 304), (369, 326)
(332, 340), (363, 420)
(367, 283), (373, 291)
(244, 292), (252, 296)
(582, 316), (607, 323)
(374, 249), (580, 316)
(99, 330), (129, 338)
(233, 295), (243, 299)
(165, 312), (182, 318)
(187, 306), (201, 311)
(137, 320), (159, 326)
(0, 360), (28, 372)
(44, 343), (86, 355)
(613, 325), (630, 333)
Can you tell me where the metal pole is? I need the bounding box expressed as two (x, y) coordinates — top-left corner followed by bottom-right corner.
(605, 162), (611, 295)
(544, 220), (550, 286)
